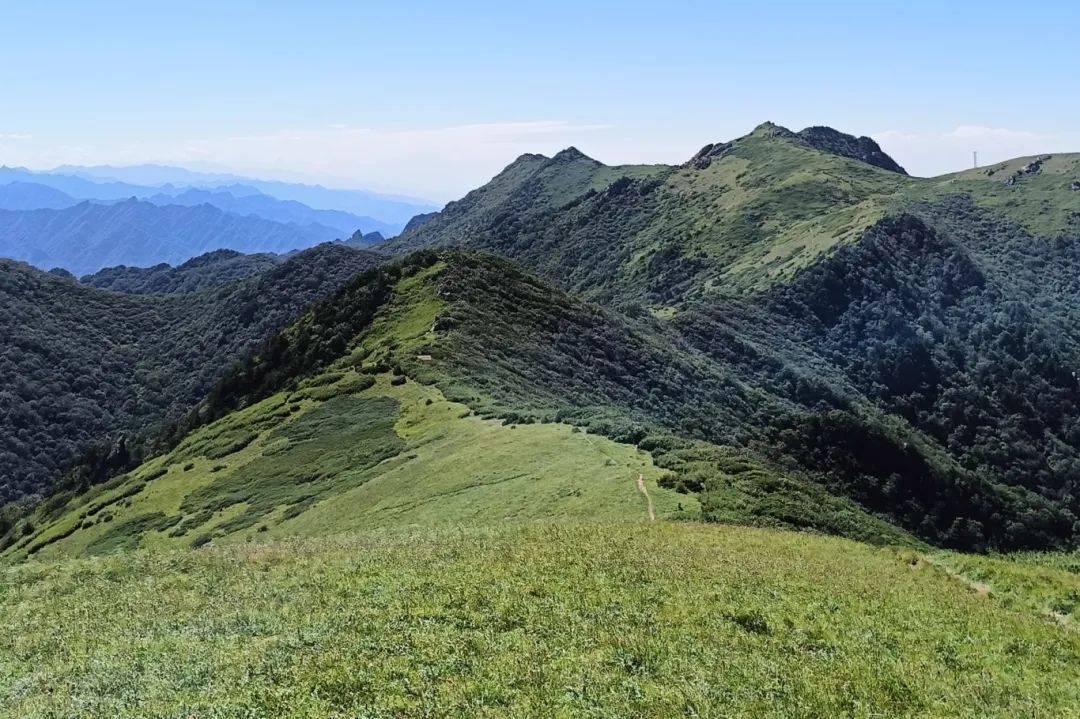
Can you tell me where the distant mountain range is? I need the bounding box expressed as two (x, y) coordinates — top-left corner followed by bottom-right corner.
(0, 161), (438, 268)
(48, 163), (438, 225)
(0, 164), (423, 273)
(141, 187), (398, 237)
(0, 164), (438, 240)
(0, 181), (78, 211)
(0, 178), (398, 235)
(0, 198), (352, 276)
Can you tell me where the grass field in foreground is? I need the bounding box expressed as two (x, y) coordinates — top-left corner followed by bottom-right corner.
(1, 522), (1077, 718)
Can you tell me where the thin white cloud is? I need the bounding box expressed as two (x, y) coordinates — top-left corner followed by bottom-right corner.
(16, 121), (1067, 199)
(0, 121), (619, 201)
(874, 126), (1080, 177)
(171, 120), (617, 200)
(943, 125), (1049, 142)
(0, 133), (32, 141)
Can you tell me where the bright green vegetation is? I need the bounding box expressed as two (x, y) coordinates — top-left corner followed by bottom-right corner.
(2, 522), (1077, 718)
(930, 549), (1080, 625)
(917, 153), (1080, 237)
(3, 372), (691, 561)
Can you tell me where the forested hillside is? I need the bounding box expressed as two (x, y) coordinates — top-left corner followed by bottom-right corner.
(81, 249), (281, 294)
(0, 244), (381, 501)
(370, 124), (1080, 551)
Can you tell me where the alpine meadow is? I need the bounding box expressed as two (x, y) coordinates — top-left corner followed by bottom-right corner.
(2, 3), (1080, 717)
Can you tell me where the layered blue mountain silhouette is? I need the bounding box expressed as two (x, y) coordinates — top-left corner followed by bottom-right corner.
(0, 165), (438, 273)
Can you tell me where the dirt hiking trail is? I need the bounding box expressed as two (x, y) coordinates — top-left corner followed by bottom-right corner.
(636, 473), (656, 521)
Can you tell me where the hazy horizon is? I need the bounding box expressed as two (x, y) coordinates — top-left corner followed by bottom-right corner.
(4, 2), (1079, 202)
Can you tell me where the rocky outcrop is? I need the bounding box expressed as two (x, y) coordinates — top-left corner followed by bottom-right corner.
(1003, 156), (1050, 186)
(688, 141), (733, 170)
(796, 126), (908, 174)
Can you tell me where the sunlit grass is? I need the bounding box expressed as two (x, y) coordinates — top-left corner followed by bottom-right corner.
(2, 522), (1076, 718)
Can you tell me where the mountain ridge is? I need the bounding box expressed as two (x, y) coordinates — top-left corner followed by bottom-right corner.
(80, 248), (283, 294)
(142, 187), (398, 237)
(12, 245), (1073, 555)
(387, 122), (1080, 301)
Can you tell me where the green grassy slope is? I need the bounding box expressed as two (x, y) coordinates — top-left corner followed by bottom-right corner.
(2, 523), (1077, 718)
(915, 153), (1080, 236)
(4, 374), (693, 562)
(930, 548), (1080, 624)
(672, 123), (911, 291)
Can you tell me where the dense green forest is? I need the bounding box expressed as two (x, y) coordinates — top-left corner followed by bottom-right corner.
(0, 244), (381, 502)
(80, 248), (281, 293)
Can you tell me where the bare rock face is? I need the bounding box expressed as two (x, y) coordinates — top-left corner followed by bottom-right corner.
(688, 141), (733, 170)
(796, 126), (908, 175)
(1003, 156), (1051, 186)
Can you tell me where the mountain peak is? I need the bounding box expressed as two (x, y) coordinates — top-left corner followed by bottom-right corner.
(511, 152), (549, 163)
(750, 121), (796, 139)
(795, 126), (907, 174)
(551, 146), (595, 164)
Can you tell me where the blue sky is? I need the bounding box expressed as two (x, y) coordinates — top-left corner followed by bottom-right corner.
(2, 1), (1078, 200)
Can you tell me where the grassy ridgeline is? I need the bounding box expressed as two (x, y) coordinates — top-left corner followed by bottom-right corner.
(2, 522), (1078, 718)
(3, 373), (690, 561)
